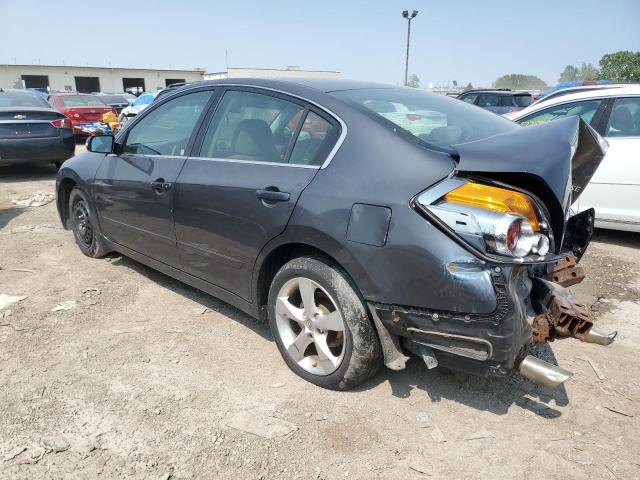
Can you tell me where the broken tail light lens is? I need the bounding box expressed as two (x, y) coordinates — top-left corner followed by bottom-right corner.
(51, 118), (72, 129)
(418, 180), (551, 259)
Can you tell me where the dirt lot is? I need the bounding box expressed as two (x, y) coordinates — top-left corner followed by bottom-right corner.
(1, 154), (639, 480)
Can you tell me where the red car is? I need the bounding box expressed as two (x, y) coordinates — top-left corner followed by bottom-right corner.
(47, 93), (116, 136)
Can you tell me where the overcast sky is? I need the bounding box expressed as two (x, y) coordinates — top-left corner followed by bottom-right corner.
(1, 0), (639, 87)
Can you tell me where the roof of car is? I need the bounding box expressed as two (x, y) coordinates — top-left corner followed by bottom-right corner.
(197, 77), (395, 93)
(0, 88), (42, 95)
(508, 84), (640, 120)
(460, 89), (531, 96)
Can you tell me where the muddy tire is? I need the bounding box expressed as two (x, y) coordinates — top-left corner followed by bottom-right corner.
(69, 187), (108, 258)
(268, 257), (382, 390)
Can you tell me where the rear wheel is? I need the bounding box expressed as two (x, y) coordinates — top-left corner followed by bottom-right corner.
(268, 257), (382, 390)
(69, 187), (108, 258)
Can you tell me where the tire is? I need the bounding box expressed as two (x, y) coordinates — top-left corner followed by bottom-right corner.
(68, 187), (108, 258)
(268, 257), (382, 390)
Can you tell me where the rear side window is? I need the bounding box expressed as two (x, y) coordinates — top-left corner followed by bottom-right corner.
(123, 90), (213, 156)
(513, 95), (532, 107)
(605, 97), (640, 137)
(518, 100), (603, 127)
(500, 96), (515, 107)
(289, 111), (336, 166)
(477, 94), (500, 107)
(200, 90), (305, 163)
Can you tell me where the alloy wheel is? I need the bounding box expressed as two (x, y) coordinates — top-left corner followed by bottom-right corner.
(275, 277), (346, 375)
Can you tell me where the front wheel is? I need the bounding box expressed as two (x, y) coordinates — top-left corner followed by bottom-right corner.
(268, 257), (382, 390)
(69, 187), (108, 258)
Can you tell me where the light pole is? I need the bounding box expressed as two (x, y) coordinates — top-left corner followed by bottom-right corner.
(402, 9), (418, 86)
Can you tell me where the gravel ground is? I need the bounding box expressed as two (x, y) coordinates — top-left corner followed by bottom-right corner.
(1, 155), (639, 480)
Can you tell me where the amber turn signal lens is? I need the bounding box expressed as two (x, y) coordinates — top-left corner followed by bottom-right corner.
(444, 183), (540, 231)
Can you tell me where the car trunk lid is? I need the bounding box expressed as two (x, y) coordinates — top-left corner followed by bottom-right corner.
(451, 116), (606, 251)
(0, 107), (66, 139)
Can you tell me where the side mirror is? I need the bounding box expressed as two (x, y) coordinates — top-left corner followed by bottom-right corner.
(86, 134), (114, 153)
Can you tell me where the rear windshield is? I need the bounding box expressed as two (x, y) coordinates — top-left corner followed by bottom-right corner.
(513, 95), (533, 107)
(0, 91), (50, 108)
(98, 95), (129, 104)
(60, 95), (107, 107)
(332, 88), (518, 152)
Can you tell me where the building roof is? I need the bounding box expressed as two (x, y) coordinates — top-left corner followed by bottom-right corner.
(1, 64), (204, 73)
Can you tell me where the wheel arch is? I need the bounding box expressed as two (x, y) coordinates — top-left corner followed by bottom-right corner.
(252, 230), (370, 321)
(57, 176), (78, 230)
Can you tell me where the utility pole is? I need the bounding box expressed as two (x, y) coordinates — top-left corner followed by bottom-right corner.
(402, 10), (418, 86)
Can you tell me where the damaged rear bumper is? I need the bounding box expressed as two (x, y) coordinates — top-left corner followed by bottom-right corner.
(369, 252), (616, 388)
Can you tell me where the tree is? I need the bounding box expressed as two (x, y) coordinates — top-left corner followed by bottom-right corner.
(407, 73), (420, 88)
(558, 62), (599, 82)
(559, 65), (580, 82)
(493, 74), (546, 90)
(599, 51), (640, 82)
(464, 82), (473, 91)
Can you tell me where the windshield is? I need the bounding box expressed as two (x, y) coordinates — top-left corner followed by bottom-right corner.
(332, 88), (518, 151)
(514, 95), (533, 107)
(60, 95), (107, 107)
(99, 95), (129, 104)
(0, 91), (51, 108)
(133, 93), (156, 107)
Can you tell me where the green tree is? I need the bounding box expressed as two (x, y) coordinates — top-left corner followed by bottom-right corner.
(493, 74), (547, 90)
(559, 65), (580, 82)
(464, 82), (473, 91)
(599, 51), (640, 81)
(558, 62), (599, 82)
(407, 74), (420, 88)
(578, 62), (599, 80)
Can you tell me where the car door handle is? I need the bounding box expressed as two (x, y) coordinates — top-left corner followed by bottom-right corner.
(150, 179), (172, 193)
(256, 189), (290, 202)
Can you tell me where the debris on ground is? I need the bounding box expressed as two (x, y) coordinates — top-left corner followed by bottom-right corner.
(82, 287), (101, 295)
(464, 429), (496, 441)
(417, 412), (430, 428)
(12, 192), (55, 207)
(8, 268), (35, 273)
(582, 356), (606, 380)
(409, 463), (432, 475)
(43, 437), (70, 453)
(51, 300), (77, 312)
(0, 294), (26, 311)
(603, 406), (634, 418)
(429, 426), (446, 443)
(227, 411), (298, 439)
(3, 446), (26, 462)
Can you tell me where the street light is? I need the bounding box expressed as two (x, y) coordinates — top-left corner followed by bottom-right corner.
(402, 9), (418, 87)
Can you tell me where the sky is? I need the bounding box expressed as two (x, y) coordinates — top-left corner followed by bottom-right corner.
(1, 0), (639, 88)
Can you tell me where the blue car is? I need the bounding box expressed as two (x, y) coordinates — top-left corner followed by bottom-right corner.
(457, 89), (533, 115)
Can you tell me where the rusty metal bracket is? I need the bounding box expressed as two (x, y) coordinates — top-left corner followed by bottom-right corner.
(545, 254), (585, 287)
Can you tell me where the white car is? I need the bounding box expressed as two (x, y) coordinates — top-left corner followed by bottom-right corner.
(505, 85), (640, 233)
(118, 92), (157, 124)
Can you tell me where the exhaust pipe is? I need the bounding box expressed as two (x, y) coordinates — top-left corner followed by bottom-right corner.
(518, 355), (573, 389)
(583, 328), (617, 345)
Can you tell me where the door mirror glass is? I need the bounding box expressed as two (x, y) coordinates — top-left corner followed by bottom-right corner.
(87, 134), (114, 153)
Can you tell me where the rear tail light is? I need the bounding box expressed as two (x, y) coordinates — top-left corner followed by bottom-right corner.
(417, 181), (551, 259)
(51, 118), (72, 129)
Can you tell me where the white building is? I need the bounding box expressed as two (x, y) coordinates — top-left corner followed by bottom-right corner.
(204, 66), (340, 81)
(0, 64), (206, 94)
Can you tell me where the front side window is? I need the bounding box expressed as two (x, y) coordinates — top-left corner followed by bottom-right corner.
(518, 100), (603, 127)
(200, 90), (305, 163)
(459, 93), (478, 104)
(605, 97), (640, 137)
(123, 90), (213, 156)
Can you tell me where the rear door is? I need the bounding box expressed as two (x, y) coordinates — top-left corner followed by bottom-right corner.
(93, 88), (215, 265)
(174, 87), (341, 300)
(578, 96), (640, 230)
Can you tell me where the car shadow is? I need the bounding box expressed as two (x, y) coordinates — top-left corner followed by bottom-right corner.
(356, 342), (570, 418)
(0, 163), (58, 183)
(592, 228), (640, 249)
(0, 206), (26, 231)
(107, 254), (273, 341)
(104, 253), (569, 415)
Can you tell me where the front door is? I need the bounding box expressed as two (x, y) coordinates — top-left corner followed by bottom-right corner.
(174, 88), (340, 300)
(94, 89), (214, 265)
(578, 96), (640, 230)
